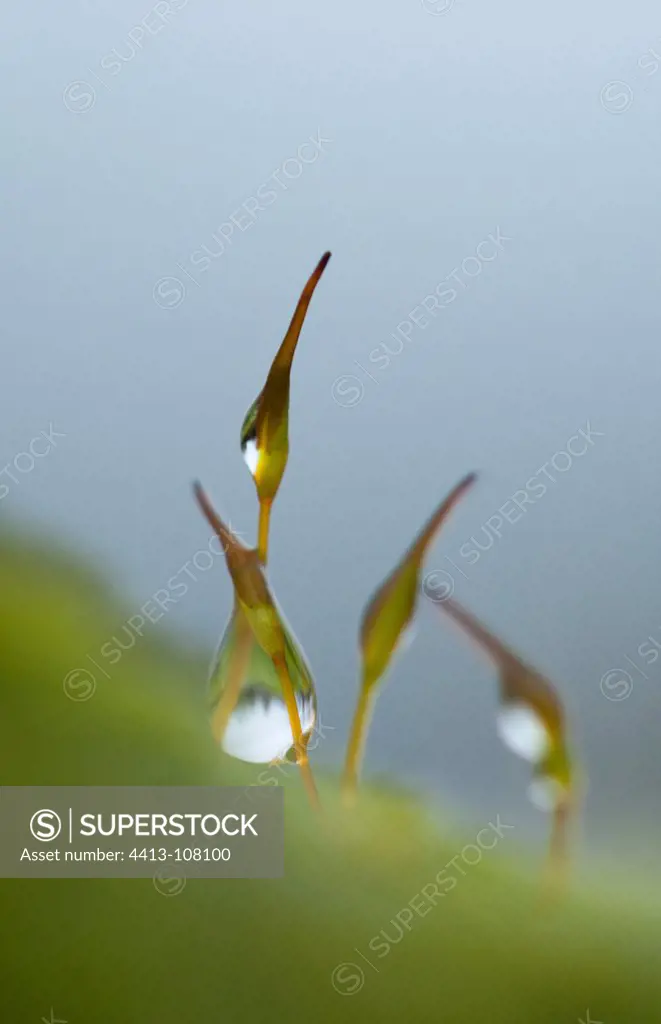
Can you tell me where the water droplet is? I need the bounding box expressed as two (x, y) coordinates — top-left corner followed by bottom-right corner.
(394, 621), (418, 656)
(496, 703), (549, 762)
(242, 437), (260, 478)
(223, 684), (316, 763)
(209, 603), (317, 764)
(527, 775), (567, 812)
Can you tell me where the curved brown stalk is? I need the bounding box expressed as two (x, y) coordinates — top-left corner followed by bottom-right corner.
(273, 654), (319, 810)
(341, 686), (375, 804)
(258, 499), (272, 565)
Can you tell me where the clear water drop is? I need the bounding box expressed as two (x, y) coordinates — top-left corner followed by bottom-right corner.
(496, 703), (550, 762)
(527, 775), (567, 812)
(242, 437), (260, 478)
(209, 602), (317, 764)
(222, 684), (316, 763)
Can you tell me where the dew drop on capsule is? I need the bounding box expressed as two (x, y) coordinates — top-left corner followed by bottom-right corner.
(209, 605), (317, 764)
(241, 435), (261, 478)
(496, 703), (550, 762)
(394, 621), (418, 657)
(527, 774), (567, 812)
(222, 684), (316, 763)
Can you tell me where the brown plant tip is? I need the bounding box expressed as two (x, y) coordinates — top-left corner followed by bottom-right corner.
(192, 481), (236, 552)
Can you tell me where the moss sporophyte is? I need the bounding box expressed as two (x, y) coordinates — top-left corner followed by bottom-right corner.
(193, 252), (577, 880)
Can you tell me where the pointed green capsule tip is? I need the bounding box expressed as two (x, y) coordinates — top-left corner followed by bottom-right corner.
(192, 480), (243, 555)
(239, 252), (332, 496)
(343, 472), (478, 798)
(359, 471), (478, 692)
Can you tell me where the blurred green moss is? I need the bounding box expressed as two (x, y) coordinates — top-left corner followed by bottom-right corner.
(0, 528), (658, 1023)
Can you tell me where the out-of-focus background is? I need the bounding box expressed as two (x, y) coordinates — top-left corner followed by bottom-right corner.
(3, 0), (661, 877)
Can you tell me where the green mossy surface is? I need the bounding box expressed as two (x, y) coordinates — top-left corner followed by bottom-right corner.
(1, 532), (657, 1023)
